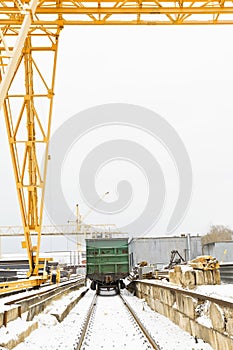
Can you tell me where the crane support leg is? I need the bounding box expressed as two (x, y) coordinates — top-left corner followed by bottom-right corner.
(2, 25), (62, 276)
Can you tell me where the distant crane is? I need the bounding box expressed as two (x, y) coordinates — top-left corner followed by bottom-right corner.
(68, 191), (112, 264)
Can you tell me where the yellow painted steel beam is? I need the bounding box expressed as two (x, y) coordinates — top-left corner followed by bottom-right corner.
(2, 24), (62, 276)
(0, 8), (232, 15)
(0, 277), (47, 294)
(0, 0), (233, 25)
(0, 0), (38, 107)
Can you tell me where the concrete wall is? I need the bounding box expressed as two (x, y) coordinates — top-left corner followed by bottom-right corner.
(203, 242), (233, 263)
(134, 281), (233, 350)
(129, 236), (202, 269)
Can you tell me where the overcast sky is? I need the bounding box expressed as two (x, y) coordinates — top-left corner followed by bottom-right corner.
(1, 25), (233, 254)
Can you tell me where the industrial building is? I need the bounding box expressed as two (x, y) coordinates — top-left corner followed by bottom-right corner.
(128, 234), (202, 269)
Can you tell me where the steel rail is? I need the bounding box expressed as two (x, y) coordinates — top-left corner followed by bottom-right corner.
(76, 292), (98, 350)
(4, 277), (84, 303)
(0, 276), (85, 299)
(76, 292), (160, 350)
(120, 293), (161, 350)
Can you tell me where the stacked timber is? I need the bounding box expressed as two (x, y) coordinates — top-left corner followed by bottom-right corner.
(169, 256), (221, 289)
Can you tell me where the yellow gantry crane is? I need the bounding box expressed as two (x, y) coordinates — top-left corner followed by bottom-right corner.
(0, 0), (232, 285)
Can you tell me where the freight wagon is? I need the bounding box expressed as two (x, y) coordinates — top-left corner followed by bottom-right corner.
(86, 238), (129, 294)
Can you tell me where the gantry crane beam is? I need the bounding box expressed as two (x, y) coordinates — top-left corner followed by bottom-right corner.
(1, 0), (233, 25)
(0, 0), (232, 280)
(0, 224), (119, 235)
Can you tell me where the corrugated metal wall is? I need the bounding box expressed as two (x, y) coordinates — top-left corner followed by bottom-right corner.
(129, 236), (202, 269)
(203, 241), (233, 263)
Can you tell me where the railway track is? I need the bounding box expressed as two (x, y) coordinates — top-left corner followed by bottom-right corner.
(76, 291), (161, 350)
(4, 276), (85, 305)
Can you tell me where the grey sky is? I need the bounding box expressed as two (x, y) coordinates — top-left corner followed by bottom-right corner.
(0, 25), (233, 254)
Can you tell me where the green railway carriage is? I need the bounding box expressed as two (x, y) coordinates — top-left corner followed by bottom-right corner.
(86, 238), (129, 294)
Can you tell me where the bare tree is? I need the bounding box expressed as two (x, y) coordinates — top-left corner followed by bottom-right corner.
(202, 225), (233, 245)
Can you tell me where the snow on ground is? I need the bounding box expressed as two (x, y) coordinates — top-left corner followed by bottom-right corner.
(0, 318), (36, 346)
(82, 291), (153, 350)
(4, 288), (213, 350)
(2, 281), (233, 349)
(195, 284), (233, 302)
(0, 283), (59, 312)
(141, 279), (233, 303)
(14, 287), (93, 350)
(123, 290), (213, 350)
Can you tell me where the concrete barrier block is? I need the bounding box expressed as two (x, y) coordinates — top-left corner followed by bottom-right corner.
(176, 293), (184, 314)
(203, 270), (213, 285)
(51, 290), (88, 322)
(5, 306), (20, 324)
(195, 270), (204, 285)
(140, 284), (146, 295)
(169, 271), (176, 284)
(0, 321), (38, 350)
(170, 307), (180, 325)
(179, 313), (191, 334)
(147, 297), (155, 311)
(212, 270), (221, 285)
(226, 318), (233, 336)
(183, 295), (197, 319)
(149, 285), (153, 297)
(144, 285), (150, 296)
(224, 306), (233, 319)
(209, 302), (225, 333)
(215, 331), (233, 350)
(181, 271), (196, 289)
(190, 320), (217, 350)
(174, 265), (182, 273)
(158, 288), (165, 303)
(162, 304), (170, 318)
(0, 311), (4, 327)
(152, 286), (159, 300)
(153, 299), (164, 315)
(175, 271), (182, 285)
(162, 289), (175, 307)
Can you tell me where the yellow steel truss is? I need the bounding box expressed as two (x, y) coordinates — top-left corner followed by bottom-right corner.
(0, 0), (232, 277)
(1, 12), (62, 275)
(1, 0), (233, 26)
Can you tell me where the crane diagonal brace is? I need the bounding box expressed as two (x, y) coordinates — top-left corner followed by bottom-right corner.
(0, 0), (38, 108)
